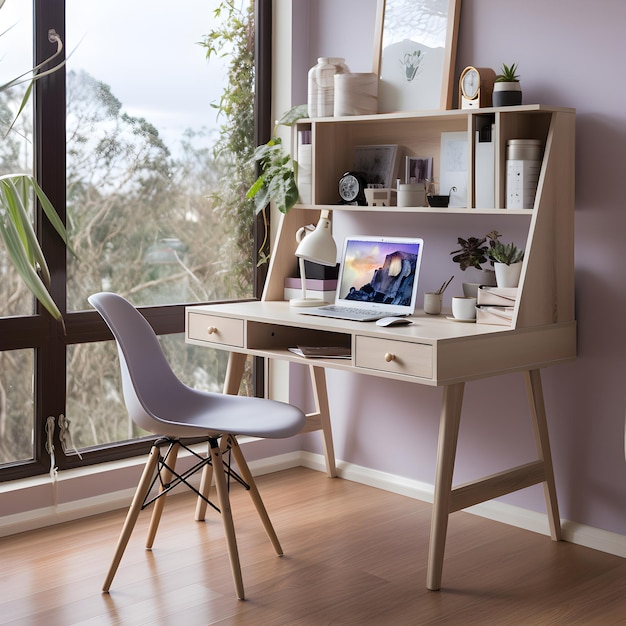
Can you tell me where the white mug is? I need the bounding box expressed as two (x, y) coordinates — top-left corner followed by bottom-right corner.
(452, 296), (476, 320)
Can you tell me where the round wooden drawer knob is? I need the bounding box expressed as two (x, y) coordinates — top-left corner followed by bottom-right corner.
(207, 326), (218, 335)
(384, 352), (395, 363)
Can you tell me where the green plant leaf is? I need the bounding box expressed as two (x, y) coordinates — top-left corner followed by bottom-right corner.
(277, 104), (308, 126)
(0, 211), (61, 319)
(0, 174), (72, 320)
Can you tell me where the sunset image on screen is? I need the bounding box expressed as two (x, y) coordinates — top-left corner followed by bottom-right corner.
(339, 239), (419, 302)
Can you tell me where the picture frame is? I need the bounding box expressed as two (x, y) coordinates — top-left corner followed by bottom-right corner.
(373, 0), (461, 113)
(354, 144), (399, 188)
(405, 156), (433, 184)
(439, 131), (467, 207)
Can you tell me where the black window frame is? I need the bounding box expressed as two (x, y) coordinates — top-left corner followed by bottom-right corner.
(0, 0), (271, 482)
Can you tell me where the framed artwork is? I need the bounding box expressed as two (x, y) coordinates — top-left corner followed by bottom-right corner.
(354, 144), (399, 188)
(373, 0), (461, 113)
(440, 131), (467, 207)
(405, 156), (433, 184)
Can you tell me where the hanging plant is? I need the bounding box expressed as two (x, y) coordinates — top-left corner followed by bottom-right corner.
(246, 104), (308, 216)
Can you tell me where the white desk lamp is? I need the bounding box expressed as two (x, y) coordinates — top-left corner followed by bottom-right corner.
(290, 209), (337, 307)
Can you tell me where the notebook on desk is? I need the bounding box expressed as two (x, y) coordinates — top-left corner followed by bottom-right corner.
(298, 235), (424, 322)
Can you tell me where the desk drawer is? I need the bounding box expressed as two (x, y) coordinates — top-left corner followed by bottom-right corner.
(355, 336), (432, 379)
(187, 312), (244, 348)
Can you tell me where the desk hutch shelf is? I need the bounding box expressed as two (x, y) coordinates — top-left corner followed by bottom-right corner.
(263, 104), (575, 333)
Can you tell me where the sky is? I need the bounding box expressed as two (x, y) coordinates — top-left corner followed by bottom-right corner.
(1, 0), (229, 152)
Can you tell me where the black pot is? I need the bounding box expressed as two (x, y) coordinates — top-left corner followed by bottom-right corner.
(493, 83), (522, 107)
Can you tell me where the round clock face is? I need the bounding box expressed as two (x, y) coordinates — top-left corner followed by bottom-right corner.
(462, 68), (479, 99)
(339, 173), (360, 202)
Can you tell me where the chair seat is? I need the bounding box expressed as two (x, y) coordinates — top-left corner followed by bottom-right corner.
(142, 388), (305, 439)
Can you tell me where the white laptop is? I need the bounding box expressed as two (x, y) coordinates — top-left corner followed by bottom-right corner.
(298, 235), (424, 322)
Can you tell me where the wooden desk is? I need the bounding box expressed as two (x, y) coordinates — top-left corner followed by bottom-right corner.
(185, 300), (575, 590)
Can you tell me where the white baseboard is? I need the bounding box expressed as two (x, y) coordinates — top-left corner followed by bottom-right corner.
(296, 451), (626, 559)
(1, 448), (624, 560)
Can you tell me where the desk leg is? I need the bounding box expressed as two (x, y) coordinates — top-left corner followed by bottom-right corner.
(427, 382), (465, 591)
(194, 351), (247, 519)
(309, 365), (337, 478)
(223, 352), (247, 396)
(525, 369), (562, 541)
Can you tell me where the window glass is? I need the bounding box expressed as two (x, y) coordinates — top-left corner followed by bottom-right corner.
(0, 350), (34, 464)
(0, 0), (34, 317)
(66, 335), (232, 451)
(65, 0), (256, 310)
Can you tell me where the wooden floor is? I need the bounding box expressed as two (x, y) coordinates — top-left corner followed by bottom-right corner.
(1, 467), (625, 625)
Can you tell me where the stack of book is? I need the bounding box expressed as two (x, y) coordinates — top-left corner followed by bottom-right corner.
(476, 286), (517, 326)
(284, 277), (337, 303)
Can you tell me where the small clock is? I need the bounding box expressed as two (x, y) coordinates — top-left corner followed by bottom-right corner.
(459, 66), (496, 109)
(338, 171), (367, 205)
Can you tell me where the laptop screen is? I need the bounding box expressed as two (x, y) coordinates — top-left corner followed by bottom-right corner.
(335, 236), (424, 315)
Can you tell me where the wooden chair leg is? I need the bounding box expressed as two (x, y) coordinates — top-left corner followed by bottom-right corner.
(103, 445), (160, 592)
(194, 441), (214, 521)
(146, 441), (180, 549)
(210, 437), (245, 600)
(227, 435), (283, 555)
(525, 369), (562, 540)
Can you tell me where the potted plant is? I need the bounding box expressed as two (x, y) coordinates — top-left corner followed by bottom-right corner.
(486, 230), (524, 287)
(1, 27), (70, 321)
(450, 235), (489, 271)
(493, 62), (522, 107)
(450, 235), (496, 297)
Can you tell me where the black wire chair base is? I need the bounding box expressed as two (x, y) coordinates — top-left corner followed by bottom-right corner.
(141, 437), (249, 515)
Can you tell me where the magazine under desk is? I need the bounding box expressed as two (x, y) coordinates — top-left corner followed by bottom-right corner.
(185, 300), (575, 591)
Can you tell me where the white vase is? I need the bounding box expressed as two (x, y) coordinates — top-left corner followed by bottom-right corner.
(494, 261), (522, 288)
(307, 57), (349, 118)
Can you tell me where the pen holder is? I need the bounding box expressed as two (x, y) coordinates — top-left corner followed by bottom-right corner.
(424, 292), (443, 315)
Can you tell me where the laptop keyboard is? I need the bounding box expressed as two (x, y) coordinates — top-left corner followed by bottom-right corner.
(317, 306), (382, 318)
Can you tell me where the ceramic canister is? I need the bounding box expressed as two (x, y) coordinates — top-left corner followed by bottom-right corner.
(333, 72), (378, 116)
(307, 57), (349, 118)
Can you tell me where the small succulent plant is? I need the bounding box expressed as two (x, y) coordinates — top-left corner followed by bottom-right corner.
(495, 62), (520, 83)
(486, 230), (524, 265)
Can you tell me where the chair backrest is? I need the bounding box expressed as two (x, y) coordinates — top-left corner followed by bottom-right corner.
(88, 292), (192, 434)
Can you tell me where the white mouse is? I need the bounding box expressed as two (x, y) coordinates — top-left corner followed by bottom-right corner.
(375, 317), (413, 327)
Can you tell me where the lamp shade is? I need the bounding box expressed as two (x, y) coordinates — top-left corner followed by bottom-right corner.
(295, 210), (337, 266)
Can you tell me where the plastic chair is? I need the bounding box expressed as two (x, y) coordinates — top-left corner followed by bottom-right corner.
(88, 292), (306, 600)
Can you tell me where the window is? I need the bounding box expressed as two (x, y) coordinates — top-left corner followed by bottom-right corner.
(0, 0), (270, 480)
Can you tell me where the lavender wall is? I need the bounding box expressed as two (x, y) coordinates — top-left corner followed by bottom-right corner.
(290, 0), (626, 537)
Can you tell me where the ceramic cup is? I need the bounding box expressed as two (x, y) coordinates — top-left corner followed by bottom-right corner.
(423, 292), (442, 315)
(451, 296), (476, 320)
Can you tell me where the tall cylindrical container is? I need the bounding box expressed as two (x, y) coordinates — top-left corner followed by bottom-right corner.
(307, 57), (349, 118)
(506, 139), (542, 209)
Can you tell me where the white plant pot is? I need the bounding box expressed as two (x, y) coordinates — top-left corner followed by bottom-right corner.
(494, 261), (522, 288)
(462, 269), (496, 298)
